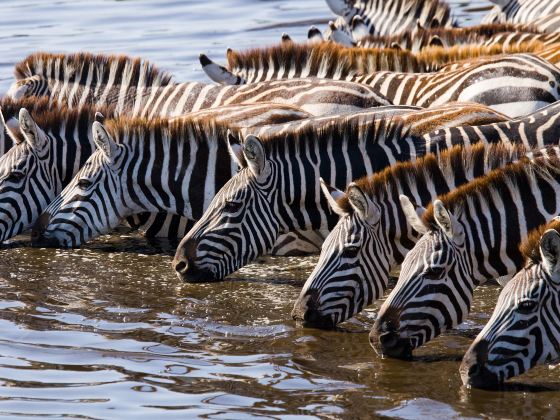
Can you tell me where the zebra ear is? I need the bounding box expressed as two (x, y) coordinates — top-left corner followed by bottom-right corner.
(0, 107), (22, 145)
(19, 108), (45, 148)
(243, 134), (268, 178)
(488, 0), (509, 6)
(347, 183), (380, 224)
(351, 15), (369, 42)
(227, 130), (247, 168)
(320, 178), (347, 217)
(400, 194), (428, 235)
(324, 0), (351, 16)
(92, 121), (118, 162)
(433, 200), (463, 240)
(540, 229), (560, 280)
(429, 35), (444, 48)
(308, 26), (324, 44)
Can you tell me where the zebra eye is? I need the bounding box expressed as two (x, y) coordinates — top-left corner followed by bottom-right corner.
(343, 244), (360, 257)
(77, 179), (93, 189)
(6, 171), (25, 182)
(423, 266), (445, 279)
(224, 200), (243, 212)
(517, 300), (537, 314)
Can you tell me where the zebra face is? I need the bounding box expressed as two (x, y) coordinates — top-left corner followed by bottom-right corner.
(370, 198), (471, 359)
(0, 109), (55, 241)
(292, 181), (385, 329)
(33, 122), (125, 247)
(173, 134), (279, 282)
(7, 76), (50, 100)
(461, 229), (560, 389)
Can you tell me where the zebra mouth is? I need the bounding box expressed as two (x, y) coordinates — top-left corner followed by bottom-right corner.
(369, 330), (413, 360)
(461, 363), (502, 389)
(292, 308), (336, 330)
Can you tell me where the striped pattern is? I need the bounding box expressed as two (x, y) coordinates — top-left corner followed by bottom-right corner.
(424, 100), (560, 150)
(292, 143), (534, 328)
(204, 50), (560, 118)
(325, 0), (455, 37)
(171, 103), (509, 283)
(370, 147), (560, 359)
(460, 219), (560, 388)
(483, 0), (560, 27)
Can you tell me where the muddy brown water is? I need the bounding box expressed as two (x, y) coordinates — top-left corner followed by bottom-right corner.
(2, 0), (560, 418)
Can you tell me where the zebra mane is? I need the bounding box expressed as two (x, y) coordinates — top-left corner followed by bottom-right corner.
(0, 96), (53, 122)
(14, 52), (175, 87)
(520, 219), (560, 265)
(358, 22), (540, 49)
(256, 114), (409, 157)
(227, 42), (421, 75)
(421, 148), (560, 230)
(359, 0), (456, 29)
(335, 143), (530, 214)
(103, 116), (233, 148)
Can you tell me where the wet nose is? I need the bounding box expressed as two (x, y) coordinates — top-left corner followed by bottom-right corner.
(291, 289), (335, 329)
(460, 339), (498, 388)
(30, 213), (55, 245)
(369, 316), (412, 359)
(172, 237), (215, 282)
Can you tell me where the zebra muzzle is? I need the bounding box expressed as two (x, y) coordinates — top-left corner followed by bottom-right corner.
(173, 238), (216, 283)
(460, 340), (501, 389)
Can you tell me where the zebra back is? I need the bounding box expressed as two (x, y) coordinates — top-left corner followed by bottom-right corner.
(482, 0), (560, 27)
(358, 23), (540, 51)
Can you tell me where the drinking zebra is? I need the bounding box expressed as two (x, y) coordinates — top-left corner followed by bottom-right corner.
(201, 51), (560, 118)
(169, 101), (513, 283)
(460, 218), (560, 388)
(31, 101), (507, 250)
(483, 0), (560, 27)
(370, 147), (560, 359)
(293, 100), (560, 328)
(324, 0), (455, 37)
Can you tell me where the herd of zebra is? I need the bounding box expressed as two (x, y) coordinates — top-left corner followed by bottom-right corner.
(5, 0), (560, 390)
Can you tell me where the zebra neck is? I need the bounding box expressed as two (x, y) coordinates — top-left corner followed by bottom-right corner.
(119, 130), (235, 220)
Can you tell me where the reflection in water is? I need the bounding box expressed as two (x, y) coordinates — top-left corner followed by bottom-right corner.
(0, 0), (559, 417)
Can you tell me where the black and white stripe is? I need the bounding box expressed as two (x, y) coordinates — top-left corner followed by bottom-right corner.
(482, 0), (560, 28)
(460, 219), (560, 388)
(370, 147), (560, 359)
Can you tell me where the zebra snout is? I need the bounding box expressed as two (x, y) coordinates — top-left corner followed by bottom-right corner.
(369, 315), (413, 359)
(460, 339), (500, 389)
(173, 237), (216, 283)
(30, 213), (55, 246)
(291, 289), (336, 329)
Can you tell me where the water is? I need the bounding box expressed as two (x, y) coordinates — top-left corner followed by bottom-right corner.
(1, 0), (560, 418)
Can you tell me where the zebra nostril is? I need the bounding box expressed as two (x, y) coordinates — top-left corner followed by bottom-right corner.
(174, 260), (188, 274)
(468, 363), (481, 377)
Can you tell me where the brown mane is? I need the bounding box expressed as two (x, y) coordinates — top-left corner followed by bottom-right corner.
(14, 52), (174, 87)
(335, 143), (530, 214)
(520, 219), (560, 265)
(421, 149), (560, 228)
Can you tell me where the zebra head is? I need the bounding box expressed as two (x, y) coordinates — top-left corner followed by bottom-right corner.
(32, 122), (125, 247)
(173, 133), (279, 283)
(6, 75), (50, 100)
(292, 180), (385, 329)
(0, 108), (57, 241)
(461, 227), (560, 389)
(370, 196), (471, 359)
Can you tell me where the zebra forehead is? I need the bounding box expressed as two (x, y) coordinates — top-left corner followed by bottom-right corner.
(14, 52), (174, 87)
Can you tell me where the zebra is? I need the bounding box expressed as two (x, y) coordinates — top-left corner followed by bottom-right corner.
(370, 147), (560, 359)
(202, 41), (549, 86)
(482, 0), (560, 27)
(460, 218), (560, 389)
(484, 31), (560, 49)
(324, 0), (455, 37)
(356, 23), (540, 51)
(201, 51), (560, 119)
(170, 99), (516, 283)
(424, 100), (560, 149)
(31, 101), (508, 250)
(292, 100), (560, 328)
(292, 143), (549, 329)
